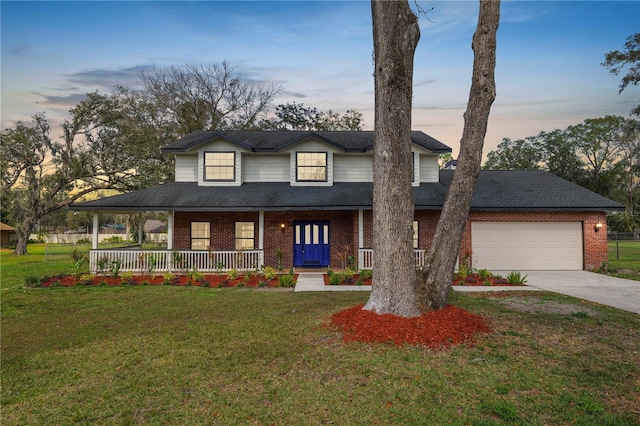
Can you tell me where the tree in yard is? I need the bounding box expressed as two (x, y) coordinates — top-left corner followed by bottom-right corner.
(418, 0), (500, 311)
(483, 136), (544, 170)
(567, 116), (629, 196)
(259, 102), (364, 131)
(363, 0), (422, 317)
(602, 33), (639, 116)
(141, 61), (282, 133)
(483, 130), (585, 183)
(1, 91), (176, 255)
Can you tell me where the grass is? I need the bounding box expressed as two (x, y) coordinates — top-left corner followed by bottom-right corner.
(2, 245), (640, 425)
(607, 240), (640, 281)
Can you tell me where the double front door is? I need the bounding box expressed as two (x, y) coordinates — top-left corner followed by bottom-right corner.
(293, 221), (330, 267)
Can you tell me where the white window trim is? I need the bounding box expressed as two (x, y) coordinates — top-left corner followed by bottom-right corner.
(290, 151), (333, 186)
(198, 150), (242, 186)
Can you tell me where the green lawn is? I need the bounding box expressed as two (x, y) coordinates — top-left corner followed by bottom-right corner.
(607, 240), (640, 281)
(2, 245), (639, 425)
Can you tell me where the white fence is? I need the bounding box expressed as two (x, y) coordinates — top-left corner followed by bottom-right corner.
(359, 249), (426, 270)
(89, 249), (264, 274)
(32, 233), (167, 244)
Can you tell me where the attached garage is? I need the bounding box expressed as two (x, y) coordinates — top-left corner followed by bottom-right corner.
(471, 221), (583, 270)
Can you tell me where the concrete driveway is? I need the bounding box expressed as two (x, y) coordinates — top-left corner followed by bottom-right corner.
(507, 271), (640, 315)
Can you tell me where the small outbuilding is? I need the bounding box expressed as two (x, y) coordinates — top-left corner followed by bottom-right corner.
(0, 222), (16, 247)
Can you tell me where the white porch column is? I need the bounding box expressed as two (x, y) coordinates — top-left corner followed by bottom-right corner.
(358, 209), (364, 249)
(258, 211), (264, 250)
(358, 209), (364, 268)
(167, 212), (174, 250)
(138, 213), (144, 245)
(92, 213), (99, 250)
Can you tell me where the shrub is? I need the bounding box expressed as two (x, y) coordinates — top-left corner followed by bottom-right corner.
(275, 247), (284, 271)
(96, 256), (110, 276)
(478, 268), (493, 280)
(24, 275), (40, 287)
(507, 271), (528, 285)
(103, 236), (124, 244)
(261, 266), (276, 281)
(109, 260), (122, 277)
(79, 274), (95, 285)
(329, 273), (344, 285)
(227, 268), (239, 280)
(76, 237), (91, 245)
(187, 268), (203, 283)
(163, 271), (176, 285)
(278, 274), (296, 287)
(358, 269), (372, 280)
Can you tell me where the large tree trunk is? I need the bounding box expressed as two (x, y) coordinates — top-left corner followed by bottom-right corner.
(418, 0), (500, 311)
(363, 0), (421, 318)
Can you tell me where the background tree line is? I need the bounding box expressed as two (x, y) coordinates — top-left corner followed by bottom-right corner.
(484, 33), (640, 237)
(1, 62), (363, 254)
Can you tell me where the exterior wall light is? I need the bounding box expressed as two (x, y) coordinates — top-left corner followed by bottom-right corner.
(280, 223), (286, 233)
(594, 222), (603, 232)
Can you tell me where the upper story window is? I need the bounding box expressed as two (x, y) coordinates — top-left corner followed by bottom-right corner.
(296, 152), (327, 181)
(204, 152), (235, 181)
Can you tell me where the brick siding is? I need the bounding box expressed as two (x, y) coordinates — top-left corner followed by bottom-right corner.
(173, 210), (608, 271)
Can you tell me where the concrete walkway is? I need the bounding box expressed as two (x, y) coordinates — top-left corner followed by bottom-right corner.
(294, 271), (640, 314)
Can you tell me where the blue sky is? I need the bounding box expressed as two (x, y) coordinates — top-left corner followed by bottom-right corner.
(1, 0), (638, 156)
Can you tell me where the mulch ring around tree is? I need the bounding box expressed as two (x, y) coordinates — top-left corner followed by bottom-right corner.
(36, 274), (295, 288)
(327, 304), (492, 349)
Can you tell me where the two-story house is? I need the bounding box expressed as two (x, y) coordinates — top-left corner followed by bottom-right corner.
(72, 130), (623, 273)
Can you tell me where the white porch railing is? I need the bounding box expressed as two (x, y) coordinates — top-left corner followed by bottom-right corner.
(359, 249), (426, 270)
(89, 249), (264, 274)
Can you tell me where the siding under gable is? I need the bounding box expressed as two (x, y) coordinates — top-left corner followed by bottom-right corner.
(419, 154), (439, 183)
(242, 154), (289, 182)
(175, 154), (198, 182)
(333, 154), (373, 182)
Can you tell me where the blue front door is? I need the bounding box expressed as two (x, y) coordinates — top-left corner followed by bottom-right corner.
(293, 221), (330, 267)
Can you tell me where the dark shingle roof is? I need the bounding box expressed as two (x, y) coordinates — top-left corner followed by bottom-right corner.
(161, 130), (452, 154)
(71, 170), (624, 212)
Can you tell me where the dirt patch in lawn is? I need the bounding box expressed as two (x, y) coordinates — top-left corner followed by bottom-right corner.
(467, 292), (600, 316)
(499, 297), (600, 316)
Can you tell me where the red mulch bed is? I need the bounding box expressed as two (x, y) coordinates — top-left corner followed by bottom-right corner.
(38, 274), (290, 288)
(452, 273), (520, 286)
(324, 274), (372, 286)
(328, 304), (492, 349)
(324, 273), (521, 287)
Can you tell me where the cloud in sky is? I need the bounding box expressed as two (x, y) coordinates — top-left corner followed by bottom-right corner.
(64, 66), (154, 91)
(1, 1), (638, 156)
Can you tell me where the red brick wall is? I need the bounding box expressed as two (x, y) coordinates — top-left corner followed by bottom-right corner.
(461, 211), (608, 270)
(173, 210), (608, 270)
(174, 210), (356, 269)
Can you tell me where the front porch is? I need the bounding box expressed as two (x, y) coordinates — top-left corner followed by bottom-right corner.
(88, 247), (427, 274)
(89, 249), (264, 274)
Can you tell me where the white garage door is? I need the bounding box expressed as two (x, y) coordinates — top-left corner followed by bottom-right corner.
(471, 222), (583, 270)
